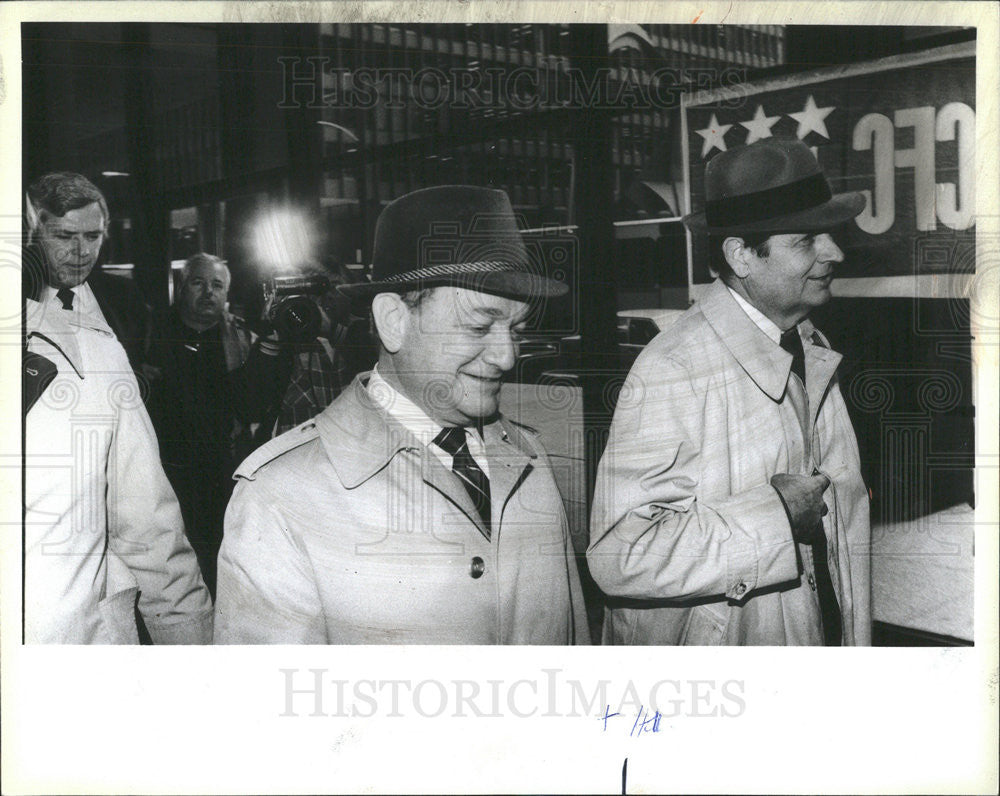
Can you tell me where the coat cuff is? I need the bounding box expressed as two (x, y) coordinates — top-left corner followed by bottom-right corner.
(145, 609), (214, 645)
(721, 482), (798, 602)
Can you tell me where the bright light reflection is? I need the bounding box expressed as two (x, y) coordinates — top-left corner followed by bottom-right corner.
(250, 204), (316, 272)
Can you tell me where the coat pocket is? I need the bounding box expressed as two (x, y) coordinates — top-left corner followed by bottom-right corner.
(678, 603), (727, 645)
(97, 586), (141, 644)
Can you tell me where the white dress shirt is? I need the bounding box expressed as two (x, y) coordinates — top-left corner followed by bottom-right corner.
(726, 284), (785, 343)
(43, 281), (101, 318)
(366, 365), (491, 477)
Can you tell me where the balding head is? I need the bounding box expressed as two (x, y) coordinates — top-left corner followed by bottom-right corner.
(178, 253), (230, 331)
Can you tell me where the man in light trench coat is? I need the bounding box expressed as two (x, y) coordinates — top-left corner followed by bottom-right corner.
(23, 172), (212, 644)
(588, 138), (872, 645)
(214, 186), (589, 644)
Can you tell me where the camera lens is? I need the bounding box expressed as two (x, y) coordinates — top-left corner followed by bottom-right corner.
(273, 296), (322, 341)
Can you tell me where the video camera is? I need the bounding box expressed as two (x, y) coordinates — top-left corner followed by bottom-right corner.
(261, 273), (331, 343)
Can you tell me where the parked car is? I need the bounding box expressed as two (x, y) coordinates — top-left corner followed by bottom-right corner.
(616, 307), (686, 355)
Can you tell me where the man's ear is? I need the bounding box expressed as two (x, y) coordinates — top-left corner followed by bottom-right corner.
(722, 236), (754, 279)
(25, 193), (41, 240)
(371, 293), (410, 354)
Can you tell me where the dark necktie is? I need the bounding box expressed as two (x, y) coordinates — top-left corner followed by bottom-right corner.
(56, 288), (75, 310)
(433, 426), (491, 538)
(779, 327), (806, 385)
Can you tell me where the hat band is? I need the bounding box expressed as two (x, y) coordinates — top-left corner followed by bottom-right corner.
(705, 172), (832, 227)
(377, 260), (528, 285)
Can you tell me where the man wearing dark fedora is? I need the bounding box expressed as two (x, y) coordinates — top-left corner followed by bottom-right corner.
(214, 185), (589, 644)
(588, 138), (871, 646)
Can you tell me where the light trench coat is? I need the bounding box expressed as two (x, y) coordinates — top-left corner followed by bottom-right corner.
(24, 296), (213, 644)
(588, 279), (871, 645)
(214, 375), (589, 644)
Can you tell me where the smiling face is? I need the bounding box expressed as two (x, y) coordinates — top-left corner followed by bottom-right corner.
(382, 287), (530, 426)
(733, 231), (845, 329)
(36, 202), (107, 288)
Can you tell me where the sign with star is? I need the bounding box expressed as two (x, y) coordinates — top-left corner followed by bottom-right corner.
(682, 43), (975, 286)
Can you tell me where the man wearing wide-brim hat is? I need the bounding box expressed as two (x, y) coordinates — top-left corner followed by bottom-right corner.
(588, 138), (871, 646)
(215, 186), (589, 644)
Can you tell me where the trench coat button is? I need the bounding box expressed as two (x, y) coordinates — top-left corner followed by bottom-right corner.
(470, 556), (485, 579)
(807, 573), (817, 590)
(734, 582), (747, 597)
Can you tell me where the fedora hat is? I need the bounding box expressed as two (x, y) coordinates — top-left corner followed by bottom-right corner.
(683, 138), (865, 235)
(339, 186), (568, 301)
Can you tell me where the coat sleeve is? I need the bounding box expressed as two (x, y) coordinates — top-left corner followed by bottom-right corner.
(106, 374), (214, 644)
(213, 475), (327, 643)
(587, 350), (800, 603)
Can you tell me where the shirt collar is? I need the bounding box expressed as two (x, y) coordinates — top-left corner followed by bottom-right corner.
(726, 285), (784, 345)
(367, 365), (445, 449)
(44, 282), (101, 318)
(43, 283), (70, 306)
(366, 366), (489, 472)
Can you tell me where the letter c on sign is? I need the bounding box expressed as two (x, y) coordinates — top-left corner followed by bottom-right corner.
(935, 102), (975, 230)
(853, 113), (895, 235)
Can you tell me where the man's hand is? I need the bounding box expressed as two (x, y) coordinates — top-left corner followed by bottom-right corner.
(771, 473), (830, 543)
(256, 329), (283, 357)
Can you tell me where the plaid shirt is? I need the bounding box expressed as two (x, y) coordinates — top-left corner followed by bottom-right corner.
(274, 338), (349, 435)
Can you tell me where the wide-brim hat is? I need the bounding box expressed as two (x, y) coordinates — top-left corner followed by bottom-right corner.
(339, 185), (568, 301)
(683, 137), (865, 235)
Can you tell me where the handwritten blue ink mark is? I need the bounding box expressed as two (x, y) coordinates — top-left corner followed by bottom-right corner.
(600, 704), (621, 731)
(630, 705), (662, 737)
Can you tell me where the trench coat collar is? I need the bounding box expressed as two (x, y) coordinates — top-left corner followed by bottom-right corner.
(25, 295), (85, 372)
(89, 268), (130, 349)
(315, 374), (537, 518)
(700, 278), (842, 406)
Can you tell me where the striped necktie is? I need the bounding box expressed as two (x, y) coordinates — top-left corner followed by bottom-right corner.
(433, 426), (491, 538)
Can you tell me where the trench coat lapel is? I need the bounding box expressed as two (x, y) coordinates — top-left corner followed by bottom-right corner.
(25, 297), (84, 374)
(699, 279), (789, 402)
(483, 419), (535, 532)
(316, 376), (420, 488)
(417, 419), (538, 540)
(700, 281), (843, 426)
(800, 322), (843, 433)
(418, 438), (491, 539)
(315, 376), (496, 540)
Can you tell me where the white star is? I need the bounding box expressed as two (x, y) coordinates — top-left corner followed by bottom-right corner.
(740, 105), (781, 144)
(695, 114), (733, 158)
(788, 95), (835, 140)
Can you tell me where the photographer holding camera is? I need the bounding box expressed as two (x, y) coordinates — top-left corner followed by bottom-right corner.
(247, 262), (370, 439)
(144, 253), (258, 599)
